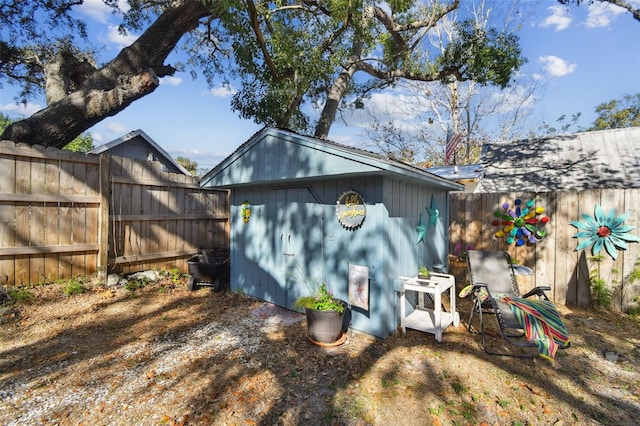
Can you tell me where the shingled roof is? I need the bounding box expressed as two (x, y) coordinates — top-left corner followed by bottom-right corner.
(476, 127), (640, 193)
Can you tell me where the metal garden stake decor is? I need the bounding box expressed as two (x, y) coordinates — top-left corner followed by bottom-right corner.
(492, 198), (549, 246)
(571, 203), (639, 260)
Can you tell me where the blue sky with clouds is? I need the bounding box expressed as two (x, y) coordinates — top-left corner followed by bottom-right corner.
(1, 0), (639, 170)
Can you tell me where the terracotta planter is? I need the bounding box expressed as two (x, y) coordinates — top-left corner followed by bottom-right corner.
(304, 305), (345, 343)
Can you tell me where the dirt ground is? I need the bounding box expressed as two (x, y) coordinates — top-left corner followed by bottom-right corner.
(1, 275), (639, 426)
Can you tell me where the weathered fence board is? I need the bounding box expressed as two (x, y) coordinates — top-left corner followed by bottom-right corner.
(0, 150), (14, 286)
(450, 189), (640, 311)
(623, 189), (640, 309)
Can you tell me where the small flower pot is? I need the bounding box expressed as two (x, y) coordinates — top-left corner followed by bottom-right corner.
(304, 304), (345, 343)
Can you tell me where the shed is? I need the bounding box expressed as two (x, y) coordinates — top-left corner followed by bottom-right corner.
(477, 127), (640, 193)
(200, 127), (463, 338)
(89, 129), (190, 175)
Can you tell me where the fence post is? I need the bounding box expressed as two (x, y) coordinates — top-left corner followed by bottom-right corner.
(97, 153), (110, 281)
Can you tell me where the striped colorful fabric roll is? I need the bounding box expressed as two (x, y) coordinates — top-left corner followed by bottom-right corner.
(496, 294), (570, 361)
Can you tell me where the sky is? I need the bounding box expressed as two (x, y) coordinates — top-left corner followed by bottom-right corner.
(1, 0), (639, 171)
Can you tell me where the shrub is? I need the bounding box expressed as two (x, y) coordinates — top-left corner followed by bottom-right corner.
(63, 279), (85, 296)
(7, 287), (36, 305)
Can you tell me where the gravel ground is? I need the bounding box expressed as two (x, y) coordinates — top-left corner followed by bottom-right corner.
(1, 276), (639, 425)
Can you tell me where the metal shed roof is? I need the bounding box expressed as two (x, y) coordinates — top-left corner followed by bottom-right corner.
(200, 127), (463, 191)
(477, 127), (640, 193)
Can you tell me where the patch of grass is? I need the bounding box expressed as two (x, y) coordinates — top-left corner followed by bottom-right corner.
(451, 379), (467, 395)
(125, 277), (150, 292)
(7, 287), (36, 305)
(334, 392), (372, 423)
(160, 268), (184, 284)
(429, 404), (444, 415)
(62, 278), (85, 296)
(588, 255), (612, 308)
(498, 399), (511, 409)
(380, 377), (399, 388)
(438, 369), (451, 381)
(461, 402), (476, 421)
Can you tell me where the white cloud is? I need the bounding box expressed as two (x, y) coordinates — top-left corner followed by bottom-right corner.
(0, 102), (42, 118)
(585, 2), (627, 28)
(105, 121), (128, 134)
(539, 6), (572, 31)
(76, 0), (129, 23)
(160, 76), (183, 86)
(104, 25), (138, 48)
(207, 86), (237, 98)
(76, 0), (113, 23)
(90, 132), (104, 143)
(331, 90), (429, 140)
(539, 55), (576, 77)
(487, 85), (536, 115)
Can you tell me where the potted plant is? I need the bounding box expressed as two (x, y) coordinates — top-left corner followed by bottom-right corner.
(418, 266), (431, 279)
(294, 283), (346, 344)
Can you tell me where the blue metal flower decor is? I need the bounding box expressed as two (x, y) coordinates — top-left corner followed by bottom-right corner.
(571, 204), (640, 260)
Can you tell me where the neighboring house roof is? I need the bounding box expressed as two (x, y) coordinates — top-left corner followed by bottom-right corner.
(477, 127), (640, 193)
(200, 127), (464, 191)
(426, 164), (484, 192)
(89, 129), (190, 176)
(426, 164), (484, 182)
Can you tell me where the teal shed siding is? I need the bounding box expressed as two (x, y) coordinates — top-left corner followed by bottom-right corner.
(201, 128), (462, 338)
(208, 130), (381, 185)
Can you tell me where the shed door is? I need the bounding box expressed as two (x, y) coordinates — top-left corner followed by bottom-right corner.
(271, 188), (324, 308)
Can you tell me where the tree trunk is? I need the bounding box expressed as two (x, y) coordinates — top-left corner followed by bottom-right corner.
(314, 42), (363, 139)
(1, 1), (212, 148)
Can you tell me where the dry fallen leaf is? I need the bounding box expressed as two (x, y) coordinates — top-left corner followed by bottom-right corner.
(522, 382), (541, 395)
(100, 290), (115, 299)
(174, 414), (189, 426)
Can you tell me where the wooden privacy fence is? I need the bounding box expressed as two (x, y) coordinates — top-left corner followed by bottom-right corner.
(449, 189), (640, 311)
(0, 142), (105, 287)
(0, 141), (229, 286)
(108, 156), (229, 274)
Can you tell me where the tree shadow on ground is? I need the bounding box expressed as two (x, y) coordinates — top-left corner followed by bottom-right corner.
(1, 282), (639, 425)
(182, 293), (639, 425)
